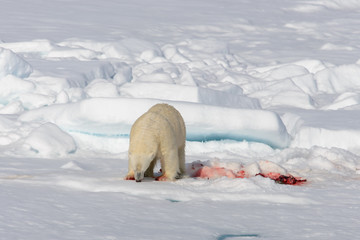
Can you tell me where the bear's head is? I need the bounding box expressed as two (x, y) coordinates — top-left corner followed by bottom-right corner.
(129, 152), (156, 182)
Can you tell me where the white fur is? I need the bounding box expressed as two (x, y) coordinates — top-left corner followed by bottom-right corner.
(125, 104), (186, 182)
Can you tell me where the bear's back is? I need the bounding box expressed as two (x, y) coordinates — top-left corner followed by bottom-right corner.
(147, 104), (186, 140)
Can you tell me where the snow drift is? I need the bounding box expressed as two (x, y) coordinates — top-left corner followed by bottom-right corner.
(24, 122), (77, 157)
(0, 47), (32, 78)
(19, 98), (291, 148)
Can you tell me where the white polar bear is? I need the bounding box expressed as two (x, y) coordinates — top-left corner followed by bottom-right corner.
(125, 103), (186, 182)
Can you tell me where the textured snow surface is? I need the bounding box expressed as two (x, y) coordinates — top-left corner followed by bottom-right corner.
(1, 0), (360, 239)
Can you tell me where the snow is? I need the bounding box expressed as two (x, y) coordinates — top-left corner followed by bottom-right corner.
(0, 75), (35, 104)
(119, 82), (260, 108)
(1, 0), (360, 239)
(23, 122), (77, 157)
(18, 98), (290, 148)
(0, 47), (33, 79)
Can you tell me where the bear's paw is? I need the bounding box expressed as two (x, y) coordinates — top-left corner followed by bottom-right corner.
(124, 175), (135, 181)
(155, 175), (171, 181)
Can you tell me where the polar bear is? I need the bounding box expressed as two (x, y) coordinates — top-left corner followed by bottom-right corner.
(125, 103), (186, 182)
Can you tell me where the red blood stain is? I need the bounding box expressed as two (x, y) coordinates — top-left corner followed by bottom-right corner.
(192, 166), (306, 185)
(235, 170), (246, 178)
(193, 166), (237, 179)
(126, 163), (307, 185)
(255, 172), (306, 185)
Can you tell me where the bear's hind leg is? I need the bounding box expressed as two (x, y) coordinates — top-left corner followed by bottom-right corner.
(157, 150), (180, 181)
(178, 145), (186, 176)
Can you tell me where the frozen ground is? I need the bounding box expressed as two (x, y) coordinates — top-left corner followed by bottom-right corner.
(1, 0), (360, 239)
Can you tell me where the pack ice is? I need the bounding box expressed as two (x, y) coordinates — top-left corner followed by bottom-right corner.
(1, 0), (360, 239)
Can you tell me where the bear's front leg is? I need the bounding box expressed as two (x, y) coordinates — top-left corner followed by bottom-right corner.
(124, 170), (135, 180)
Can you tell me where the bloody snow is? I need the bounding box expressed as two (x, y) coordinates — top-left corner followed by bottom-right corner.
(187, 160), (307, 185)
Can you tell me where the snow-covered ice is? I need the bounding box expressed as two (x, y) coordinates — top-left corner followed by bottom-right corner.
(18, 98), (290, 148)
(1, 0), (360, 239)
